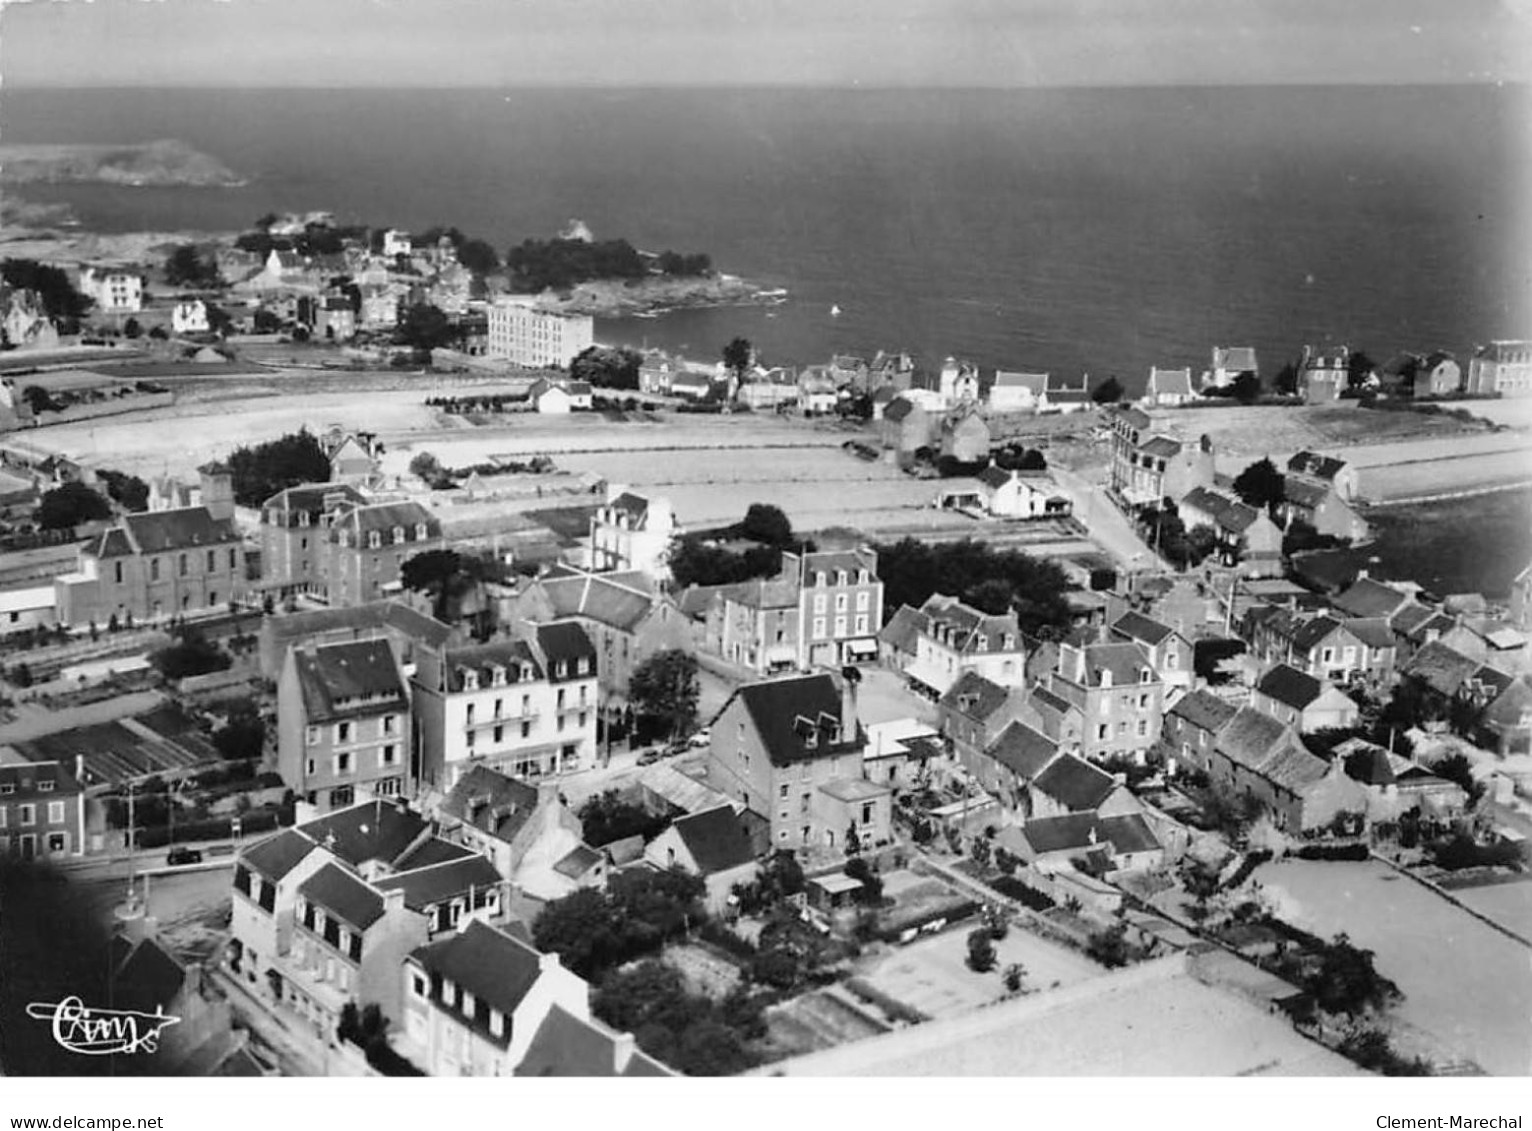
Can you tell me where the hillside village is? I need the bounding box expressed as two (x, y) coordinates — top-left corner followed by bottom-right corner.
(0, 212), (1531, 1078)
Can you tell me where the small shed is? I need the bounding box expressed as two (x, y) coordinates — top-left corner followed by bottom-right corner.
(807, 871), (865, 911)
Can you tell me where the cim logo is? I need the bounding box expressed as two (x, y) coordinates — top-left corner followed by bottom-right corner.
(25, 997), (180, 1056)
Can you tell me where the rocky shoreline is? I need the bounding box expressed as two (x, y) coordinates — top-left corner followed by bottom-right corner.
(543, 274), (783, 319)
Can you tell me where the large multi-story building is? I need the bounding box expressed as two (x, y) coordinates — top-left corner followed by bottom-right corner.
(413, 622), (600, 787)
(703, 672), (891, 853)
(0, 759), (85, 861)
(1048, 635), (1164, 763)
(1466, 341), (1532, 397)
(781, 548), (883, 669)
(277, 638), (412, 811)
(79, 266), (143, 314)
(54, 466), (247, 627)
(904, 594), (1026, 698)
(326, 501), (443, 608)
(259, 482), (368, 601)
(486, 297), (594, 369)
(588, 489), (676, 579)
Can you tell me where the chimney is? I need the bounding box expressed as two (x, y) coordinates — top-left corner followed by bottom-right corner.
(539, 950), (562, 973)
(613, 1030), (637, 1071)
(840, 667), (861, 743)
(75, 754), (85, 782)
(383, 887), (407, 916)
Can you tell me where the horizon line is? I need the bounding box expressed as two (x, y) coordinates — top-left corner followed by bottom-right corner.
(1, 78), (1523, 93)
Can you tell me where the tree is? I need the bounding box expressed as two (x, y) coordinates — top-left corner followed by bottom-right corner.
(578, 790), (669, 847)
(569, 345), (642, 390)
(399, 549), (467, 621)
(961, 578), (1016, 616)
(96, 468), (150, 513)
(966, 928), (997, 973)
(1347, 350), (1378, 391)
(1272, 361), (1300, 396)
(0, 260), (91, 326)
(212, 701), (265, 763)
(1091, 376), (1124, 404)
(1229, 371), (1262, 404)
(151, 627), (233, 681)
(1429, 753), (1483, 806)
(738, 503), (793, 547)
(456, 239), (499, 277)
(163, 244), (220, 289)
(226, 429), (330, 507)
(1086, 924), (1130, 968)
(1232, 457), (1285, 513)
(1306, 933), (1401, 1017)
(629, 650), (700, 741)
(843, 856), (883, 905)
(394, 304), (453, 352)
(36, 481), (112, 530)
(873, 537), (1073, 639)
(1003, 963), (1026, 993)
(123, 317), (142, 339)
(721, 337), (753, 384)
(252, 308), (282, 334)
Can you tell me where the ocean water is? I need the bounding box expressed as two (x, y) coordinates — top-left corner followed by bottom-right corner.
(2, 85), (1527, 385)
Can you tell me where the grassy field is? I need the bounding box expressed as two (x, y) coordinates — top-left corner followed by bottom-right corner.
(1323, 488), (1532, 597)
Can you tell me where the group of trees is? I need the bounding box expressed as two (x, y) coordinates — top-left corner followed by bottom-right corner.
(163, 243), (222, 289)
(35, 481), (113, 530)
(668, 503), (807, 590)
(577, 790), (671, 847)
(97, 467), (150, 513)
(505, 237), (648, 292)
(414, 225), (500, 277)
(1202, 371), (1262, 404)
(569, 345), (643, 390)
(991, 443), (1048, 472)
(150, 625), (234, 681)
(226, 429), (331, 507)
(1134, 498), (1221, 570)
(393, 303), (456, 352)
(655, 250), (712, 277)
(873, 537), (1074, 639)
(628, 649), (700, 742)
(1231, 457), (1285, 514)
(532, 867), (708, 980)
(1090, 376), (1124, 404)
(592, 959), (759, 1076)
(398, 548), (497, 625)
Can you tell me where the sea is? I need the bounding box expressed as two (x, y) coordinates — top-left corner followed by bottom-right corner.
(2, 85), (1528, 387)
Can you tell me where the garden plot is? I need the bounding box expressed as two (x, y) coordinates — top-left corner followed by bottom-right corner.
(1256, 858), (1532, 1076)
(858, 922), (1102, 1020)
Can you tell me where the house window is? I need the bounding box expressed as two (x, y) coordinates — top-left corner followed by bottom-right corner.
(813, 594), (827, 614)
(306, 726), (319, 746)
(335, 752), (352, 775)
(46, 832), (66, 854)
(150, 558), (161, 582)
(856, 591), (870, 611)
(813, 617), (826, 639)
(18, 805), (35, 826)
(0, 808), (6, 828)
(861, 801), (874, 825)
(306, 759), (316, 776)
(368, 531), (381, 549)
(179, 554), (188, 577)
(1137, 719), (1148, 737)
(1096, 724), (1109, 741)
(383, 715), (396, 735)
(855, 614), (869, 635)
(381, 745), (397, 766)
(47, 802), (64, 825)
(337, 722), (351, 743)
(834, 616), (847, 637)
(393, 526), (405, 545)
(467, 729), (476, 748)
(207, 550), (217, 571)
(38, 781), (52, 793)
(114, 561), (123, 584)
(834, 593), (848, 612)
(1322, 647), (1335, 663)
(416, 523), (428, 541)
(466, 703), (476, 726)
(411, 972), (427, 999)
(521, 721), (531, 739)
(229, 549), (237, 569)
(1138, 694), (1149, 709)
(330, 785), (354, 808)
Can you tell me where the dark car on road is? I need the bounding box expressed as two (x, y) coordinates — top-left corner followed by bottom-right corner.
(166, 846), (204, 866)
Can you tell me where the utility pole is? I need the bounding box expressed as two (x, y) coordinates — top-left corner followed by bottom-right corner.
(125, 780), (137, 907)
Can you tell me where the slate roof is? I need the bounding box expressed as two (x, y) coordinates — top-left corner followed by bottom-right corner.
(296, 799), (430, 869)
(922, 596), (1021, 656)
(1333, 578), (1411, 620)
(1289, 616), (1350, 654)
(535, 620), (598, 673)
(976, 464), (1013, 489)
(552, 843), (605, 879)
(1031, 754), (1117, 812)
(298, 863), (386, 931)
(721, 575), (799, 610)
(1098, 813), (1160, 854)
(108, 507), (239, 556)
(1259, 744), (1330, 792)
(441, 765), (541, 845)
(410, 920), (544, 1039)
(263, 600), (454, 656)
(1281, 478), (1331, 509)
(261, 482), (366, 522)
(1482, 678), (1532, 729)
(395, 838), (476, 871)
(1078, 641), (1154, 688)
(1017, 812), (1101, 854)
(733, 674), (854, 767)
(374, 854), (502, 912)
(0, 759), (81, 801)
(606, 491), (650, 524)
(1256, 664), (1325, 711)
(1403, 640), (1482, 697)
(1181, 486), (1261, 534)
(883, 396), (919, 423)
(985, 721), (1058, 780)
(940, 670), (1012, 724)
(329, 499), (440, 542)
(1214, 707), (1296, 770)
(111, 938), (186, 1015)
(1138, 436), (1185, 459)
(440, 639), (542, 692)
(240, 828), (316, 882)
(1147, 368), (1194, 397)
(1344, 618), (1396, 650)
(992, 371), (1048, 394)
(515, 1005), (673, 1077)
(1389, 602), (1438, 637)
(672, 805), (757, 874)
(293, 638), (405, 722)
(1112, 610), (1176, 648)
(1341, 742), (1396, 787)
(1287, 451), (1348, 482)
(1168, 689), (1239, 735)
(879, 605), (929, 655)
(1213, 347), (1257, 373)
(1115, 406), (1152, 430)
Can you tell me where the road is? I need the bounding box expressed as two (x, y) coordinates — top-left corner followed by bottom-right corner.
(1048, 463), (1163, 571)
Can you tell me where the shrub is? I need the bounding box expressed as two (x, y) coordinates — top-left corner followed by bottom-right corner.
(1293, 843), (1370, 862)
(990, 874), (1055, 911)
(965, 928), (997, 973)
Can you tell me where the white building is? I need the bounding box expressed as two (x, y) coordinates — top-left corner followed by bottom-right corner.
(412, 623), (600, 788)
(382, 229), (414, 258)
(486, 297), (594, 369)
(988, 371), (1049, 413)
(938, 358), (980, 407)
(589, 487), (677, 580)
(79, 267), (142, 314)
(1144, 367), (1195, 407)
(1203, 346), (1257, 390)
(905, 594), (1026, 697)
(171, 299), (209, 335)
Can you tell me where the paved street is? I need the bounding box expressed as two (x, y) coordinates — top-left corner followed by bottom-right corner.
(1049, 463), (1163, 571)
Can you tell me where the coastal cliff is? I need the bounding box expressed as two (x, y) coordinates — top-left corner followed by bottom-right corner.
(540, 274), (779, 319)
(0, 139), (243, 187)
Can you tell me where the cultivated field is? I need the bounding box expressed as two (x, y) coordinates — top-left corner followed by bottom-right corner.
(858, 921), (1102, 1019)
(1160, 402), (1494, 460)
(1256, 858), (1532, 1076)
(1454, 880), (1532, 942)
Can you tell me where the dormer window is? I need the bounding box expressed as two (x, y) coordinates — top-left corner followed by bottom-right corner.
(298, 510), (311, 528)
(489, 1009), (505, 1038)
(393, 526), (405, 545)
(415, 523), (428, 541)
(461, 667), (479, 691)
(816, 572), (827, 588)
(520, 664), (532, 681)
(1002, 634), (1015, 650)
(37, 781), (53, 793)
(490, 665), (506, 687)
(368, 531), (382, 550)
(976, 635), (988, 652)
(836, 570), (848, 586)
(859, 569), (870, 584)
(1139, 669), (1152, 683)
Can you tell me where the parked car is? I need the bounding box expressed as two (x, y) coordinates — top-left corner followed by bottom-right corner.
(688, 728), (711, 748)
(166, 846), (203, 866)
(637, 748), (663, 767)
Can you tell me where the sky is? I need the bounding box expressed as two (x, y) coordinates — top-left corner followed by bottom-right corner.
(0, 0), (1528, 88)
